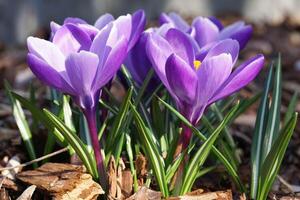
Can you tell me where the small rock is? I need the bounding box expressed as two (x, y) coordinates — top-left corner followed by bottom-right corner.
(1, 155), (21, 180)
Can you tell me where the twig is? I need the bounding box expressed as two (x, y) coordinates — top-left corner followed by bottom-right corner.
(277, 175), (294, 193)
(0, 147), (68, 172)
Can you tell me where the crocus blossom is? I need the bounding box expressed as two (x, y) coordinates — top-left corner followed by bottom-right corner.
(27, 11), (145, 188)
(50, 9), (146, 52)
(160, 12), (252, 49)
(124, 24), (174, 90)
(146, 28), (264, 148)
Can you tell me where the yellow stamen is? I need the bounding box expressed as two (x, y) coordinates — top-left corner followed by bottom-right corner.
(194, 60), (201, 70)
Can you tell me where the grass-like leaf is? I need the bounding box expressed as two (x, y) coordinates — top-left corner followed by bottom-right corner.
(131, 103), (169, 197)
(250, 63), (273, 198)
(157, 96), (245, 192)
(283, 92), (298, 126)
(5, 82), (37, 168)
(257, 112), (298, 200)
(180, 102), (240, 194)
(43, 109), (98, 179)
(262, 56), (282, 160)
(105, 87), (133, 164)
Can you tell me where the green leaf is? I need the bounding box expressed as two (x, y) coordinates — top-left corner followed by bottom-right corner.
(283, 92), (298, 126)
(165, 150), (186, 184)
(125, 133), (138, 192)
(5, 82), (37, 168)
(151, 97), (168, 156)
(106, 87), (133, 161)
(131, 103), (169, 197)
(250, 63), (273, 198)
(180, 102), (240, 194)
(79, 113), (93, 153)
(257, 112), (298, 200)
(43, 109), (98, 179)
(262, 56), (282, 160)
(157, 96), (245, 192)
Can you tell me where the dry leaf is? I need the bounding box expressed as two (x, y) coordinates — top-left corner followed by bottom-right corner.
(16, 185), (36, 200)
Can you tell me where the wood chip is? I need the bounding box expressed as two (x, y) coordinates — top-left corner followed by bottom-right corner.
(136, 154), (147, 186)
(280, 197), (300, 200)
(122, 170), (133, 198)
(0, 188), (10, 200)
(107, 156), (118, 200)
(126, 186), (161, 200)
(167, 190), (232, 200)
(16, 163), (104, 200)
(0, 176), (20, 191)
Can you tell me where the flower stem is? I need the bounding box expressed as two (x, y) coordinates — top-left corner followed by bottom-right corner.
(171, 124), (192, 194)
(174, 124), (192, 157)
(84, 108), (107, 190)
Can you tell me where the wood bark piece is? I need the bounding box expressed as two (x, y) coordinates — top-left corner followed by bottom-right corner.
(0, 188), (10, 200)
(126, 186), (161, 200)
(0, 176), (20, 191)
(16, 163), (104, 200)
(107, 156), (118, 200)
(107, 156), (133, 199)
(135, 154), (147, 186)
(122, 170), (133, 198)
(167, 190), (232, 200)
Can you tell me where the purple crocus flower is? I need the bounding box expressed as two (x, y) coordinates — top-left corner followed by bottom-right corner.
(146, 28), (264, 149)
(26, 11), (145, 188)
(51, 9), (146, 52)
(124, 24), (174, 91)
(160, 12), (252, 49)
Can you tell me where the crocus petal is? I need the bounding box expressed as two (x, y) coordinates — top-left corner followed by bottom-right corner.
(53, 24), (92, 56)
(90, 23), (114, 67)
(165, 54), (197, 103)
(93, 36), (128, 90)
(77, 24), (99, 39)
(156, 23), (173, 37)
(146, 33), (173, 93)
(65, 51), (99, 96)
(64, 17), (88, 24)
(125, 33), (151, 85)
(208, 16), (223, 30)
(50, 21), (61, 38)
(127, 9), (146, 51)
(159, 13), (173, 25)
(191, 17), (219, 47)
(196, 53), (233, 105)
(165, 28), (195, 66)
(113, 14), (132, 44)
(27, 53), (75, 95)
(218, 21), (252, 49)
(94, 13), (114, 30)
(27, 37), (65, 72)
(160, 12), (190, 33)
(209, 54), (264, 104)
(204, 39), (239, 65)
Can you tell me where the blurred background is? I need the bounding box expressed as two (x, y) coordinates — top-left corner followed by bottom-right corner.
(1, 0), (300, 44)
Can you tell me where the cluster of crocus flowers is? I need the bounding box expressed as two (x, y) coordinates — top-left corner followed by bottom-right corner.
(27, 10), (145, 188)
(26, 9), (264, 189)
(126, 12), (253, 93)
